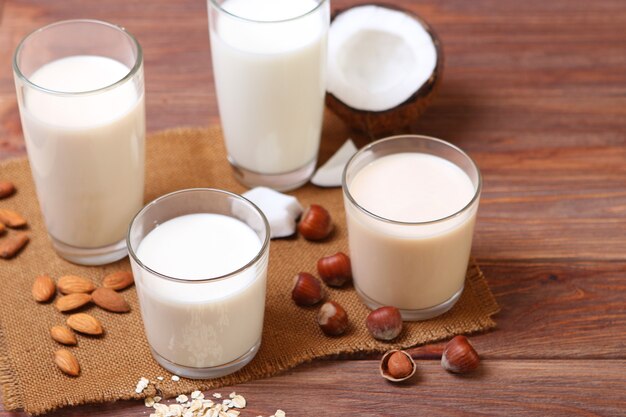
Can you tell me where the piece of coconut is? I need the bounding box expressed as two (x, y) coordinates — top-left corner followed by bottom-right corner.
(242, 187), (303, 239)
(326, 4), (442, 136)
(311, 139), (357, 187)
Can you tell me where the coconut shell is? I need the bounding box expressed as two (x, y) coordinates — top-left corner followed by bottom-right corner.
(325, 4), (444, 138)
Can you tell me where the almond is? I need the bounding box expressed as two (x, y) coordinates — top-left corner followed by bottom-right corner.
(92, 288), (130, 313)
(0, 222), (5, 235)
(102, 271), (134, 291)
(0, 208), (26, 228)
(0, 232), (29, 259)
(55, 293), (92, 312)
(54, 349), (80, 376)
(66, 313), (103, 335)
(50, 326), (77, 345)
(57, 275), (96, 294)
(32, 275), (56, 302)
(0, 181), (16, 199)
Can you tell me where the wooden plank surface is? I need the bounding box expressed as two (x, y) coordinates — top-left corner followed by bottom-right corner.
(1, 0), (626, 415)
(0, 360), (624, 417)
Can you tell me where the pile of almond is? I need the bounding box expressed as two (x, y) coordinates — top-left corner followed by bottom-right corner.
(32, 271), (134, 376)
(0, 181), (29, 259)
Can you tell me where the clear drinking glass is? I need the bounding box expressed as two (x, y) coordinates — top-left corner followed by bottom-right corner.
(342, 135), (482, 320)
(208, 0), (330, 191)
(127, 188), (270, 379)
(13, 20), (145, 265)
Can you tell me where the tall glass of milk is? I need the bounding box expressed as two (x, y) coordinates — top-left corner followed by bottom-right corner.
(128, 188), (270, 378)
(13, 20), (145, 265)
(208, 0), (330, 191)
(342, 135), (482, 321)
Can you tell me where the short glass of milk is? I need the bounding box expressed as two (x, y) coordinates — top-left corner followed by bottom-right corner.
(208, 0), (330, 191)
(342, 135), (482, 321)
(13, 20), (145, 265)
(127, 188), (270, 378)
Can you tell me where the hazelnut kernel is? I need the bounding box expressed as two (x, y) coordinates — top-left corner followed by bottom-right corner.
(380, 350), (416, 382)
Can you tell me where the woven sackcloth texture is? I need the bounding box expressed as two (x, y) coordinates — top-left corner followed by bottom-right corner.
(0, 126), (499, 415)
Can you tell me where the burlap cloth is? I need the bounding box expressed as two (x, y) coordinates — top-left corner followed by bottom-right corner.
(0, 126), (499, 415)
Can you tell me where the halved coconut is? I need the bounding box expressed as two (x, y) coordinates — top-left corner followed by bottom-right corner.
(326, 4), (442, 137)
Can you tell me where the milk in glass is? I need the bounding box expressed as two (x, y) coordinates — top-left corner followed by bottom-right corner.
(134, 213), (267, 368)
(209, 0), (327, 176)
(346, 152), (478, 312)
(20, 55), (145, 249)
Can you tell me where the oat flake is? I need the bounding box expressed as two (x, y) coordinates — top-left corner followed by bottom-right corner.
(191, 390), (204, 400)
(231, 395), (246, 409)
(135, 377), (150, 394)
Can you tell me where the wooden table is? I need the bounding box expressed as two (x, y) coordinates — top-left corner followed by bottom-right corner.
(1, 0), (625, 415)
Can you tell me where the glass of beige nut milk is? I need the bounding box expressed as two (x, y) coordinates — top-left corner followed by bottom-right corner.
(208, 0), (329, 191)
(128, 189), (270, 378)
(12, 20), (145, 265)
(342, 135), (482, 320)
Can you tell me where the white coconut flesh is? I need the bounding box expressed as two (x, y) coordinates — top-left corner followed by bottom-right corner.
(327, 5), (438, 112)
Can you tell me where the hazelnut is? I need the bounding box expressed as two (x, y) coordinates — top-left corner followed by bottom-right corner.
(317, 301), (348, 336)
(298, 204), (333, 240)
(317, 252), (352, 287)
(380, 350), (416, 382)
(366, 306), (403, 341)
(291, 272), (324, 306)
(441, 335), (480, 374)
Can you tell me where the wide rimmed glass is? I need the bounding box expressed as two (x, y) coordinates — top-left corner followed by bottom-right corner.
(342, 135), (482, 320)
(127, 188), (270, 379)
(13, 19), (145, 265)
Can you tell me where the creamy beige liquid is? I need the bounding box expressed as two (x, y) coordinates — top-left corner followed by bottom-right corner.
(20, 55), (145, 248)
(346, 153), (478, 311)
(210, 0), (327, 174)
(134, 213), (267, 369)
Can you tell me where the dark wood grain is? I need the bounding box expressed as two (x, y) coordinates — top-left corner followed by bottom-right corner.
(478, 261), (626, 358)
(1, 0), (626, 415)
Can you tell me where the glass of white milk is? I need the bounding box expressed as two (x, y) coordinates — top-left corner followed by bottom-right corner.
(342, 135), (482, 321)
(13, 20), (145, 265)
(127, 188), (270, 378)
(208, 0), (330, 191)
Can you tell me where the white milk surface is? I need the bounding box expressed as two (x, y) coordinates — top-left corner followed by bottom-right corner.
(134, 213), (268, 368)
(346, 153), (478, 310)
(21, 55), (145, 248)
(210, 0), (327, 174)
